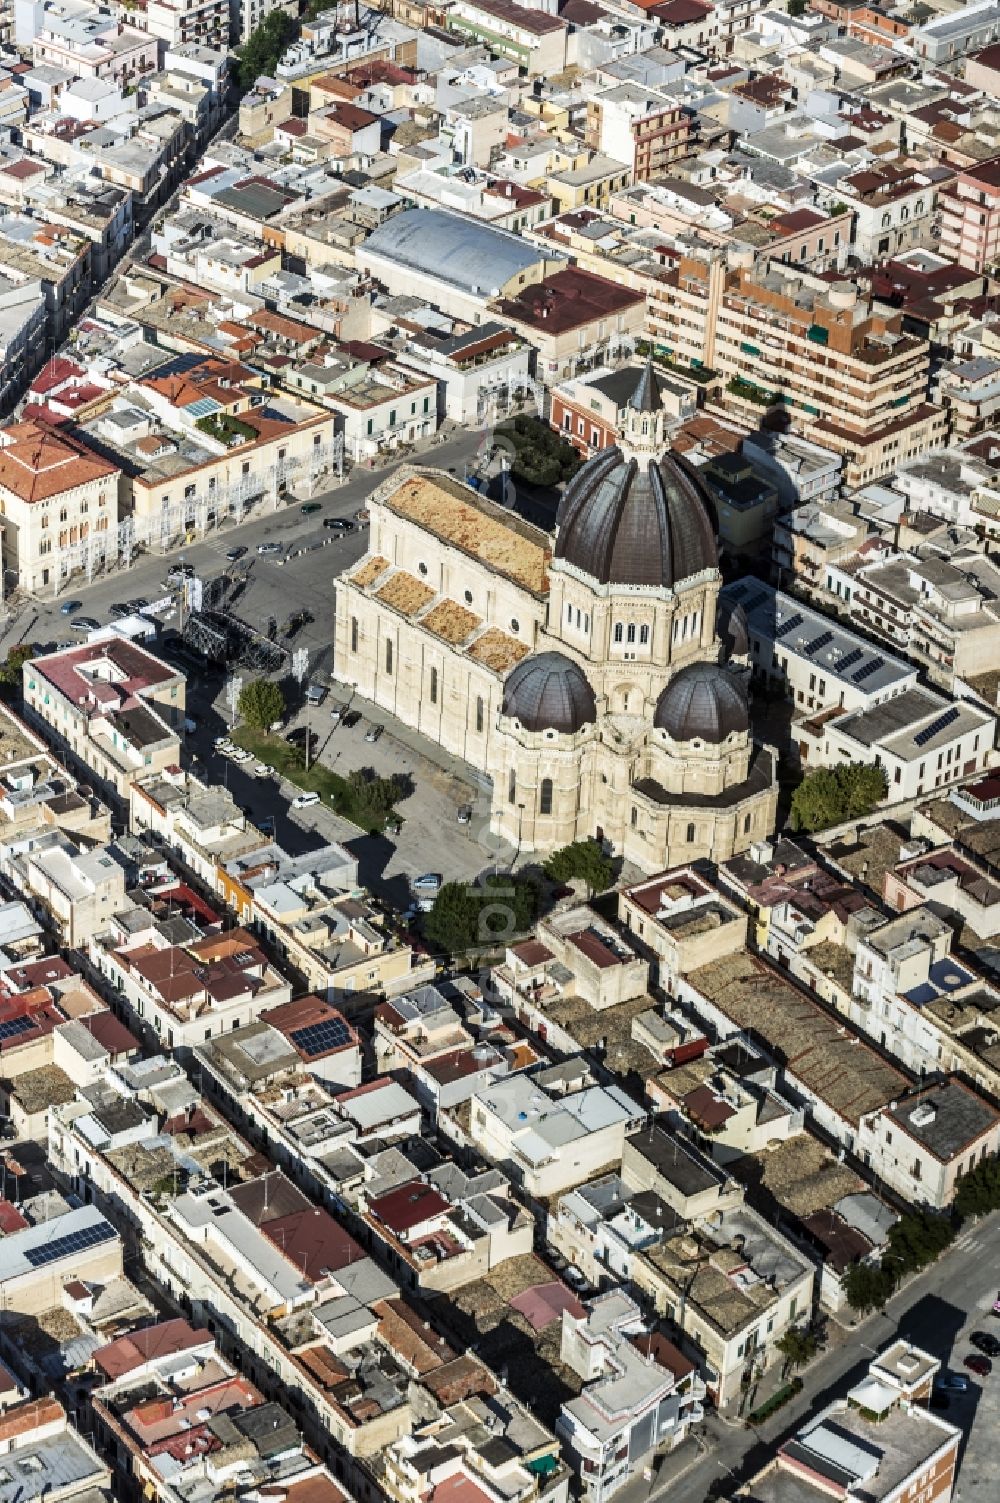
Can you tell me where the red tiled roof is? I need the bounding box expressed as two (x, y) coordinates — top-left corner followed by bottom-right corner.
(81, 1010), (140, 1057)
(368, 1180), (450, 1236)
(263, 1206), (364, 1279)
(0, 420), (117, 504)
(93, 1319), (212, 1380)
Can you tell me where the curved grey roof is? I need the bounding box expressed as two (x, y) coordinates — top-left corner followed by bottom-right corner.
(555, 447), (718, 589)
(501, 651), (597, 735)
(362, 208), (549, 297)
(654, 663), (748, 743)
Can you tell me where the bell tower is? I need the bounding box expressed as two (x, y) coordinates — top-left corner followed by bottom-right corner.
(618, 359), (667, 462)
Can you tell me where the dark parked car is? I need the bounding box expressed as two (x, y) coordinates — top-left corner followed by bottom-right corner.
(109, 602), (133, 619)
(934, 1373), (970, 1394)
(341, 710), (362, 728)
(324, 517), (354, 531)
(301, 502), (322, 515)
(225, 545), (247, 562)
(970, 1332), (1000, 1357)
(963, 1354), (992, 1377)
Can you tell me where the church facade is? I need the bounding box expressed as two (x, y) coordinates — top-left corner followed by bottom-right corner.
(334, 367), (778, 871)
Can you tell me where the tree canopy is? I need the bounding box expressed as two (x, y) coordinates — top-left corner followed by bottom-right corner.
(425, 874), (539, 957)
(776, 1326), (818, 1375)
(544, 839), (614, 896)
(238, 677), (285, 731)
(0, 642), (37, 691)
(789, 762), (887, 834)
(238, 11), (300, 92)
(496, 416), (580, 489)
(346, 767), (411, 825)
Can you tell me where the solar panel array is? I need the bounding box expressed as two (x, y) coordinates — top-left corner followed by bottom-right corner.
(23, 1220), (116, 1269)
(775, 612), (804, 639)
(852, 659), (880, 683)
(0, 1015), (34, 1044)
(914, 706), (960, 748)
(838, 647), (863, 672)
(805, 630), (834, 657)
(290, 1018), (352, 1057)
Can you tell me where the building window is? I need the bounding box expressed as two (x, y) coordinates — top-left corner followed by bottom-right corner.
(430, 667), (438, 703)
(509, 768), (516, 804)
(351, 617), (358, 652)
(686, 823), (696, 842)
(385, 639), (393, 674)
(539, 778), (552, 815)
(639, 624), (649, 645)
(743, 813), (751, 833)
(630, 806), (637, 827)
(614, 622), (623, 644)
(476, 696), (484, 733)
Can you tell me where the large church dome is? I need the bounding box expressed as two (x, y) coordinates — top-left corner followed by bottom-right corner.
(554, 446), (718, 589)
(654, 663), (749, 743)
(501, 651), (597, 735)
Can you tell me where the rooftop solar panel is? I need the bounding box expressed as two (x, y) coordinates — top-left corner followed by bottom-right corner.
(775, 612), (804, 640)
(914, 705), (960, 748)
(23, 1220), (116, 1269)
(0, 1015), (34, 1043)
(852, 659), (880, 683)
(805, 630), (834, 657)
(838, 647), (863, 672)
(290, 1019), (352, 1056)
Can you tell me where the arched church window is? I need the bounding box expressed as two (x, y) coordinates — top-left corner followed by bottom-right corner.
(539, 778), (553, 815)
(509, 769), (516, 804)
(627, 623), (636, 644)
(430, 667), (438, 703)
(614, 623), (623, 644)
(476, 696), (484, 733)
(639, 624), (650, 645)
(686, 823), (696, 843)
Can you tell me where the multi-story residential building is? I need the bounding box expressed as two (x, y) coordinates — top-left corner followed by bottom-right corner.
(0, 275), (46, 412)
(939, 157), (1000, 275)
(91, 919), (292, 1050)
(470, 1075), (646, 1199)
(31, 8), (160, 86)
(361, 1168), (533, 1293)
(0, 1396), (112, 1503)
(550, 364), (697, 459)
(4, 830), (127, 946)
(585, 85), (690, 182)
(129, 0), (230, 51)
(849, 548), (1000, 688)
(308, 360), (439, 461)
(737, 1343), (960, 1503)
(373, 985), (510, 1117)
(23, 639), (184, 800)
(448, 0), (569, 76)
(396, 321), (533, 426)
(857, 1078), (1000, 1210)
(649, 245), (945, 486)
(0, 418), (120, 595)
(830, 162), (942, 264)
(557, 1291), (705, 1501)
(771, 498), (873, 598)
(934, 356), (1000, 439)
(0, 214), (93, 353)
(0, 1204), (122, 1314)
(630, 1200), (814, 1413)
(911, 0), (1000, 66)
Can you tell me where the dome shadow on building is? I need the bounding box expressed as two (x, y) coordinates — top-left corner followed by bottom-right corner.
(554, 446), (718, 589)
(654, 662), (749, 743)
(716, 597), (750, 661)
(501, 650), (597, 735)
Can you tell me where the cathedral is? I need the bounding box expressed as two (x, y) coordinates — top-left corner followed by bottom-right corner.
(334, 366), (778, 872)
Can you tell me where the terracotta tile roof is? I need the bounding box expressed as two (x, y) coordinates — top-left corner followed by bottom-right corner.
(388, 474), (550, 594)
(465, 629), (530, 674)
(375, 570), (435, 615)
(351, 555), (389, 587)
(0, 420), (117, 504)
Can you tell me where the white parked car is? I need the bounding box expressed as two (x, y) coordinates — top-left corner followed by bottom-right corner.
(214, 736), (233, 751)
(292, 791), (320, 809)
(229, 748), (251, 764)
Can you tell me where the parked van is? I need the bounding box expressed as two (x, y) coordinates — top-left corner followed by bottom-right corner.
(305, 683), (327, 706)
(292, 791), (320, 809)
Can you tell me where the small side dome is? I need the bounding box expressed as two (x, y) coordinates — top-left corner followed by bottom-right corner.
(501, 651), (597, 735)
(654, 664), (749, 744)
(717, 598), (750, 661)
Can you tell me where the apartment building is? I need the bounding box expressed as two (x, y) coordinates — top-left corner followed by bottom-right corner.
(833, 162), (941, 264)
(374, 985), (510, 1116)
(857, 1078), (1000, 1210)
(0, 1397), (112, 1503)
(31, 9), (160, 86)
(939, 157), (1000, 274)
(550, 363), (697, 459)
(23, 639), (184, 800)
(618, 868), (747, 989)
(91, 919), (292, 1051)
(585, 85), (690, 183)
(314, 361), (439, 461)
(849, 549), (1000, 687)
(361, 1170), (533, 1293)
(0, 275), (47, 412)
(4, 830), (126, 946)
(0, 418), (120, 595)
(396, 321), (532, 426)
(649, 245), (944, 486)
(631, 1200), (814, 1413)
(470, 1075), (646, 1199)
(130, 0), (231, 51)
(448, 0), (569, 77)
(557, 1292), (705, 1501)
(0, 1204), (122, 1315)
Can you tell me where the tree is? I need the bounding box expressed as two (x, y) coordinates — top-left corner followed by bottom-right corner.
(544, 839), (614, 896)
(425, 874), (539, 956)
(238, 677), (285, 731)
(776, 1325), (817, 1377)
(0, 642), (37, 691)
(954, 1153), (1000, 1219)
(496, 416), (580, 489)
(787, 0), (807, 15)
(237, 10), (299, 92)
(789, 762), (887, 834)
(842, 1261), (896, 1314)
(347, 767), (410, 823)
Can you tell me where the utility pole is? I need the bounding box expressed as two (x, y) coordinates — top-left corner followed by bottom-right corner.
(292, 649), (309, 767)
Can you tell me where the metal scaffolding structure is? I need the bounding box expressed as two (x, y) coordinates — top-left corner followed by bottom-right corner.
(475, 376), (546, 427)
(183, 607), (288, 673)
(49, 435), (345, 597)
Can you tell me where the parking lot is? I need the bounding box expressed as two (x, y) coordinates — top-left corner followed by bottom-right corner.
(932, 1246), (1000, 1495)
